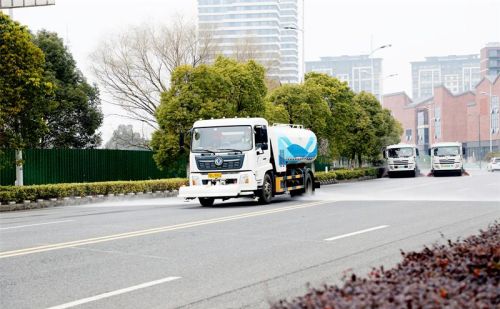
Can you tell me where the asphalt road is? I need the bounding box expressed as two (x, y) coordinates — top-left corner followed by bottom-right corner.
(1, 170), (499, 309)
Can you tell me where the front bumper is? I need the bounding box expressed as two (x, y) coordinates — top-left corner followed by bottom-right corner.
(433, 163), (462, 170)
(178, 172), (258, 199)
(388, 164), (415, 171)
(179, 184), (256, 198)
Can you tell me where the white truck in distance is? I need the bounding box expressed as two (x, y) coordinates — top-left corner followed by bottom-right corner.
(429, 142), (465, 176)
(384, 143), (420, 177)
(179, 117), (320, 206)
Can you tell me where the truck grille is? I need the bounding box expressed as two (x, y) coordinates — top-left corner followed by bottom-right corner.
(393, 160), (409, 165)
(439, 159), (455, 164)
(195, 155), (245, 171)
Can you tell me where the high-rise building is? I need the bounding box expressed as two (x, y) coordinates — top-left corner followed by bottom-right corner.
(305, 55), (383, 100)
(197, 0), (299, 83)
(480, 42), (500, 78)
(411, 55), (480, 100)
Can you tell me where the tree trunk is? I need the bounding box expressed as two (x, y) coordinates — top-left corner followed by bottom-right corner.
(15, 149), (23, 186)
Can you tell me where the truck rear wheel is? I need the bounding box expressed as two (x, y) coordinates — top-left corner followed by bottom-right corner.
(258, 174), (273, 204)
(199, 197), (215, 207)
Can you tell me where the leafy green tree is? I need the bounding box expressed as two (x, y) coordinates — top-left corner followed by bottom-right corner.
(0, 13), (54, 150)
(34, 30), (103, 148)
(304, 72), (354, 109)
(266, 83), (331, 139)
(151, 56), (267, 170)
(354, 92), (402, 162)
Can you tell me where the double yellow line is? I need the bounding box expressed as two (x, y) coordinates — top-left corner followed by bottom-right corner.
(0, 201), (328, 259)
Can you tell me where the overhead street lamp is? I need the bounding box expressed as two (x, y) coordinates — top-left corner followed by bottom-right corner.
(284, 24), (304, 83)
(369, 44), (392, 101)
(380, 73), (398, 106)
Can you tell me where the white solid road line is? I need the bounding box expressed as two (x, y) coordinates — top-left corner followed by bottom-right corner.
(324, 225), (389, 241)
(0, 220), (74, 231)
(45, 276), (181, 309)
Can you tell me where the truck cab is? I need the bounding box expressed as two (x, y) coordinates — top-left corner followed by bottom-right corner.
(384, 143), (420, 177)
(429, 142), (464, 176)
(178, 117), (318, 206)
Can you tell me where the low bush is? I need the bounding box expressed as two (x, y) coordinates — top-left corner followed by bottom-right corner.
(315, 167), (377, 182)
(0, 178), (188, 203)
(271, 222), (500, 308)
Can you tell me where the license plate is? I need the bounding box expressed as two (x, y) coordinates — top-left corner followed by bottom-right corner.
(208, 173), (222, 179)
(443, 164), (451, 168)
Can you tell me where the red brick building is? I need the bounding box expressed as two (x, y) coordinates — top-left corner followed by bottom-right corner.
(383, 75), (500, 158)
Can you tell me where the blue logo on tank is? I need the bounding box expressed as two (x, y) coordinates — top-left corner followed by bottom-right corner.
(277, 136), (317, 166)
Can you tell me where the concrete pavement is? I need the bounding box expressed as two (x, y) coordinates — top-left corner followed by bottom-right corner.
(1, 170), (499, 308)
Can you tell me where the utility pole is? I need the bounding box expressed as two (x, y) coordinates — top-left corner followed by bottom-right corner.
(479, 115), (482, 169)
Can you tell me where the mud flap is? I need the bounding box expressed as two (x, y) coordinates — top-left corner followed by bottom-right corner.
(314, 181), (321, 189)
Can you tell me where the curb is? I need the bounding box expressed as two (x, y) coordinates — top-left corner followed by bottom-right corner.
(0, 190), (179, 212)
(319, 176), (377, 186)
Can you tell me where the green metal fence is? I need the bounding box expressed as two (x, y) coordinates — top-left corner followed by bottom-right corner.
(0, 149), (186, 186)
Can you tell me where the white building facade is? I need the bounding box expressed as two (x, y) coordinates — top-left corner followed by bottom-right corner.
(197, 0), (300, 83)
(305, 55), (383, 100)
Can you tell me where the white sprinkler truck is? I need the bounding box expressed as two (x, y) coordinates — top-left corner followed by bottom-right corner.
(429, 142), (465, 176)
(384, 143), (420, 177)
(178, 117), (320, 206)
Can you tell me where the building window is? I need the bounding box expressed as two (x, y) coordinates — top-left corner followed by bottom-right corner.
(405, 129), (412, 142)
(492, 96), (500, 133)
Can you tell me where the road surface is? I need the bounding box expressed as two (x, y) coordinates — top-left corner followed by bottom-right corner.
(1, 170), (499, 309)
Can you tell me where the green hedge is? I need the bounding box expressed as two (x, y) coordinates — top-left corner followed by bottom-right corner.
(315, 167), (378, 182)
(0, 168), (378, 203)
(0, 178), (188, 203)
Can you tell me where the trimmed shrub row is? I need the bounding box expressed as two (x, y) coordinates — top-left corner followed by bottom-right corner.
(0, 168), (377, 204)
(315, 167), (378, 182)
(0, 178), (188, 204)
(271, 222), (500, 308)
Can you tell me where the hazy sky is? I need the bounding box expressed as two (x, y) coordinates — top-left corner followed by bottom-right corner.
(3, 0), (500, 142)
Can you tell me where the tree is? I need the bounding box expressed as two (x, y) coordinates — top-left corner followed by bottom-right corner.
(90, 17), (214, 128)
(0, 13), (54, 150)
(34, 30), (103, 149)
(105, 124), (150, 150)
(353, 92), (402, 162)
(266, 83), (331, 139)
(151, 56), (267, 170)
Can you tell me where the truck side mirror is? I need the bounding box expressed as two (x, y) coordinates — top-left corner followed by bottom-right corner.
(428, 149), (431, 156)
(382, 150), (386, 159)
(462, 148), (465, 155)
(416, 149), (420, 156)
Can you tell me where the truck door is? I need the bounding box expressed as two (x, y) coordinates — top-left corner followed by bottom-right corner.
(254, 125), (271, 185)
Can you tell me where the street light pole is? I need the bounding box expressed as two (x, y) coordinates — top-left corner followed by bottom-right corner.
(479, 115), (482, 169)
(489, 82), (492, 153)
(380, 73), (398, 107)
(480, 83), (493, 153)
(369, 44), (391, 101)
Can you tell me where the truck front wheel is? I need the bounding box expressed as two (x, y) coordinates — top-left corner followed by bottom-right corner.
(199, 197), (215, 207)
(258, 174), (273, 204)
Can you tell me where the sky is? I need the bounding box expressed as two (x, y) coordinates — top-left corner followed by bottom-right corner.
(3, 0), (500, 143)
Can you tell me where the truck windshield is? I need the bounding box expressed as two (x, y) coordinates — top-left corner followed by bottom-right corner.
(388, 147), (413, 158)
(191, 126), (252, 152)
(433, 146), (460, 156)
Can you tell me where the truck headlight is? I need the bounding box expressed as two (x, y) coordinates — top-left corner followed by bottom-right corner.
(239, 174), (250, 184)
(191, 175), (201, 186)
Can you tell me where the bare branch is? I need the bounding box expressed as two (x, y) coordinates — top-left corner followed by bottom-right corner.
(90, 16), (214, 127)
